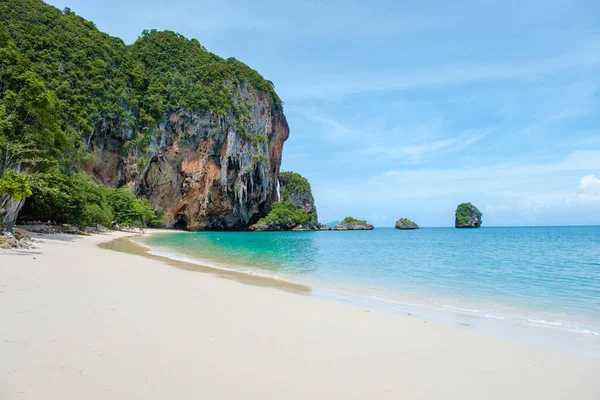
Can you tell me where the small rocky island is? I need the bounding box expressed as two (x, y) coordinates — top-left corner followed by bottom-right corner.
(455, 203), (482, 228)
(334, 217), (374, 230)
(249, 172), (330, 231)
(395, 218), (419, 230)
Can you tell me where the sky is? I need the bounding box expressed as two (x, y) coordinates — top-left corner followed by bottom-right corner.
(47, 0), (600, 226)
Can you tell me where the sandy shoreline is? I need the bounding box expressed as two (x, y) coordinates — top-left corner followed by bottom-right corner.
(1, 231), (599, 399)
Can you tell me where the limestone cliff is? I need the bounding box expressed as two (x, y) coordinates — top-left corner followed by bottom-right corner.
(85, 82), (288, 230)
(0, 1), (290, 231)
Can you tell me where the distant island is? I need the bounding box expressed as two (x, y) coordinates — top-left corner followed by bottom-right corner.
(455, 203), (482, 228)
(395, 218), (419, 230)
(334, 217), (374, 230)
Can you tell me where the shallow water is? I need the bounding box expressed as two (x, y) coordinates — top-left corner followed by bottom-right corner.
(141, 226), (600, 354)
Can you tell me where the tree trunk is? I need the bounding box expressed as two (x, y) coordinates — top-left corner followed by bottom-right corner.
(1, 196), (25, 233)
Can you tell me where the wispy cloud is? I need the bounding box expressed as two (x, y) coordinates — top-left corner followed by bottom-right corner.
(280, 46), (600, 101)
(363, 130), (487, 164)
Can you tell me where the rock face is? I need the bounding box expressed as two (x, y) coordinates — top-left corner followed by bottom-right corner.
(395, 218), (419, 230)
(85, 83), (289, 230)
(455, 203), (482, 228)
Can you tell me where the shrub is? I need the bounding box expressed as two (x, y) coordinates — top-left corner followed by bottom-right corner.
(340, 216), (367, 225)
(19, 172), (159, 227)
(257, 201), (313, 226)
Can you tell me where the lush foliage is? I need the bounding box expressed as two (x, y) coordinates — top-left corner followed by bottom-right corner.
(0, 1), (280, 150)
(106, 188), (160, 227)
(279, 171), (312, 201)
(20, 173), (112, 226)
(19, 173), (159, 227)
(0, 171), (31, 200)
(340, 216), (368, 225)
(131, 30), (280, 120)
(0, 24), (71, 176)
(256, 201), (314, 226)
(455, 202), (482, 226)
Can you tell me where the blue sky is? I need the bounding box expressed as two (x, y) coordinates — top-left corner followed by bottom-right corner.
(47, 0), (600, 226)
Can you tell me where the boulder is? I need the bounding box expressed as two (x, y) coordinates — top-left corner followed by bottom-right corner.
(395, 218), (419, 230)
(316, 224), (332, 231)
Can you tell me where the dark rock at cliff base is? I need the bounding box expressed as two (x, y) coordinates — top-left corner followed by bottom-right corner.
(249, 222), (331, 232)
(455, 203), (482, 228)
(248, 220), (284, 231)
(395, 218), (419, 230)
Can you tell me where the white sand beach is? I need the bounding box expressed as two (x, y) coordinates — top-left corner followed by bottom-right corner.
(1, 231), (599, 399)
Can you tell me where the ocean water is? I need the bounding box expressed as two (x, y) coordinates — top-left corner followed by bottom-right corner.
(140, 226), (600, 350)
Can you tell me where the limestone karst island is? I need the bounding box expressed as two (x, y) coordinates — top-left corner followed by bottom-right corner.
(1, 1), (599, 399)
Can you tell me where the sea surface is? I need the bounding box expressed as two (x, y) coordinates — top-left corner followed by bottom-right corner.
(140, 226), (600, 356)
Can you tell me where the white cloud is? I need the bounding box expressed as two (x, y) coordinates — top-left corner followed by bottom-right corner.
(579, 174), (600, 194)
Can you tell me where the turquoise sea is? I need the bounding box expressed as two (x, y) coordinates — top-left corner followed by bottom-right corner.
(140, 226), (600, 354)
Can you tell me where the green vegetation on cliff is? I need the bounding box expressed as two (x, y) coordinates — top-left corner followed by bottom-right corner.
(340, 216), (367, 225)
(0, 1), (280, 143)
(0, 0), (283, 228)
(132, 30), (280, 121)
(279, 171), (312, 201)
(256, 201), (314, 226)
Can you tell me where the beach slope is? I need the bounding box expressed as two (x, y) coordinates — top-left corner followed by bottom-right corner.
(1, 231), (598, 399)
